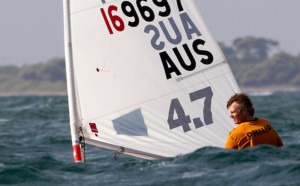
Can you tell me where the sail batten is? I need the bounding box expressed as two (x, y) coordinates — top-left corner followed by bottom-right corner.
(64, 0), (240, 161)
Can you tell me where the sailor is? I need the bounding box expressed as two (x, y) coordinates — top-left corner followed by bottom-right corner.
(225, 93), (283, 149)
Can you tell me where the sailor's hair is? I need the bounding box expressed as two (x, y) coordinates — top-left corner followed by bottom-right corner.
(227, 93), (255, 116)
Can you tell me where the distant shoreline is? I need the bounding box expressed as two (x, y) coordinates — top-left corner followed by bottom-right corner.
(0, 85), (299, 97)
(240, 85), (300, 94)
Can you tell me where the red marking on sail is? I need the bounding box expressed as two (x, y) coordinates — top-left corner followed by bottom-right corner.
(89, 123), (99, 137)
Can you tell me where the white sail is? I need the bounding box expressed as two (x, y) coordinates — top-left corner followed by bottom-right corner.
(63, 0), (240, 161)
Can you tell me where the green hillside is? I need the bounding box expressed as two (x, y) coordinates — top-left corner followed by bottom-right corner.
(0, 58), (67, 95)
(0, 36), (299, 95)
(221, 36), (300, 88)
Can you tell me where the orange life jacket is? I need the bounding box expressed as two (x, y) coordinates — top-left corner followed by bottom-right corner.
(225, 118), (283, 149)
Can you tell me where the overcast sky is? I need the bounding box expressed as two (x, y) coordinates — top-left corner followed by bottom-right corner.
(1, 0), (299, 66)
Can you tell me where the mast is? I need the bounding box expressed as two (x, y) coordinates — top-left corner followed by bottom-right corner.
(63, 0), (85, 162)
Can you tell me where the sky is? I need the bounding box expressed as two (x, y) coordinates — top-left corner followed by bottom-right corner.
(0, 0), (300, 66)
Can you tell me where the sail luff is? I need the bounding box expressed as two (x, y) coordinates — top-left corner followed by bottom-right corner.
(63, 0), (84, 162)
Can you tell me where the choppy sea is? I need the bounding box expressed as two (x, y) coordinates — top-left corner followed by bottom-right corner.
(0, 91), (299, 186)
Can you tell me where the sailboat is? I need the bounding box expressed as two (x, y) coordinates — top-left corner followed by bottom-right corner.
(63, 0), (240, 162)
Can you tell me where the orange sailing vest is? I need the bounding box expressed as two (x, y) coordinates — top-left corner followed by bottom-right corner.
(225, 118), (283, 149)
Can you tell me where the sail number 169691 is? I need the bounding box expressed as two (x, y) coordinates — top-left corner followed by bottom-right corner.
(100, 0), (184, 34)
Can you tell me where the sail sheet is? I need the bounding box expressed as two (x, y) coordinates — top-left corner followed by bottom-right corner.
(64, 0), (240, 160)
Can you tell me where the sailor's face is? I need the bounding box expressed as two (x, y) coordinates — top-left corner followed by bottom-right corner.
(228, 102), (245, 124)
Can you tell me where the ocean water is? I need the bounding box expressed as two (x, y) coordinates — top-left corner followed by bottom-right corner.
(0, 92), (299, 186)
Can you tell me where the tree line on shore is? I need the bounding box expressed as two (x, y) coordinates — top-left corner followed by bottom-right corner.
(0, 58), (66, 94)
(222, 36), (300, 87)
(0, 36), (299, 94)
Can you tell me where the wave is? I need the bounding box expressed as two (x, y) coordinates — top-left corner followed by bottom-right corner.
(0, 93), (300, 185)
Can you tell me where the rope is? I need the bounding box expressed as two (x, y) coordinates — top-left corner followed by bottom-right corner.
(78, 127), (85, 159)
